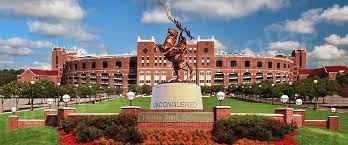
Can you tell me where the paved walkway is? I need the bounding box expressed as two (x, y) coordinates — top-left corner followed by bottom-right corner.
(0, 95), (123, 113)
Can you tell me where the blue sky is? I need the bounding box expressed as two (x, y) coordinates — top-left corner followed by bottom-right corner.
(0, 0), (347, 69)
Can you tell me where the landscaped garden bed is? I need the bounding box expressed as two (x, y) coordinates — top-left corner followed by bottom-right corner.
(58, 114), (298, 145)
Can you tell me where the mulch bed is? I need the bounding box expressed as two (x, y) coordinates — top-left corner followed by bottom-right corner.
(58, 129), (297, 145)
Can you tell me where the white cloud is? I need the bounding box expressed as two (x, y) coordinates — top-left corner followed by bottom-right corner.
(0, 37), (54, 48)
(0, 60), (13, 64)
(188, 38), (227, 53)
(32, 61), (52, 70)
(325, 34), (348, 46)
(142, 0), (288, 23)
(214, 39), (228, 53)
(173, 0), (288, 19)
(141, 8), (171, 24)
(268, 5), (348, 34)
(321, 5), (348, 24)
(268, 41), (304, 50)
(0, 0), (85, 21)
(309, 44), (345, 60)
(0, 37), (54, 56)
(96, 44), (110, 55)
(268, 9), (322, 34)
(240, 48), (277, 57)
(27, 21), (97, 42)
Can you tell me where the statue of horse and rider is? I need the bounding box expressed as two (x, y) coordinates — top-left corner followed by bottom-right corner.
(154, 28), (194, 82)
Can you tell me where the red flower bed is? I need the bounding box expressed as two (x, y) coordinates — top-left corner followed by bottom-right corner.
(59, 129), (97, 145)
(272, 133), (297, 145)
(58, 129), (297, 145)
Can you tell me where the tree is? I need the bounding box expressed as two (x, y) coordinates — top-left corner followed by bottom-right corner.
(337, 72), (348, 86)
(211, 85), (224, 94)
(339, 85), (348, 98)
(140, 85), (152, 96)
(128, 84), (140, 94)
(0, 69), (24, 86)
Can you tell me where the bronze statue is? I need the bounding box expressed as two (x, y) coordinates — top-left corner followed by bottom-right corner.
(154, 27), (193, 82)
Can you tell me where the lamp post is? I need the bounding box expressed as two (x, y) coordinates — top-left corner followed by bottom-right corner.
(75, 84), (79, 105)
(46, 98), (54, 109)
(331, 108), (336, 116)
(241, 85), (244, 99)
(313, 79), (318, 110)
(99, 86), (103, 102)
(11, 107), (16, 115)
(249, 86), (252, 101)
(57, 83), (60, 107)
(107, 86), (110, 101)
(62, 94), (70, 107)
(295, 98), (303, 109)
(30, 81), (35, 111)
(216, 91), (225, 106)
(280, 95), (289, 107)
(126, 91), (135, 106)
(89, 85), (92, 104)
(289, 82), (293, 106)
(271, 83), (275, 105)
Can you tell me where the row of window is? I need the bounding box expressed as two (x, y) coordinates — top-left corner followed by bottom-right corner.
(216, 60), (290, 69)
(68, 61), (137, 70)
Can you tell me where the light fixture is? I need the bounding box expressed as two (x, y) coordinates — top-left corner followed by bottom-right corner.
(126, 91), (135, 106)
(11, 107), (16, 115)
(280, 95), (289, 106)
(216, 91), (225, 106)
(46, 98), (54, 109)
(289, 82), (293, 85)
(271, 83), (275, 87)
(258, 85), (262, 88)
(331, 108), (337, 115)
(30, 81), (35, 85)
(295, 99), (303, 107)
(313, 79), (318, 84)
(62, 94), (71, 107)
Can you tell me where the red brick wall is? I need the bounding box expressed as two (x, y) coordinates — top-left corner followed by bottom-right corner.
(18, 120), (45, 128)
(137, 122), (213, 131)
(304, 120), (327, 129)
(67, 114), (117, 121)
(328, 116), (339, 131)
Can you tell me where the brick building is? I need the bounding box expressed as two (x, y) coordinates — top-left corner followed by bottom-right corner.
(17, 69), (59, 84)
(299, 66), (348, 80)
(51, 36), (307, 93)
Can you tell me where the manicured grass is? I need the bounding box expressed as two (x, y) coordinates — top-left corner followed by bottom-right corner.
(0, 109), (58, 145)
(293, 127), (348, 145)
(0, 97), (347, 145)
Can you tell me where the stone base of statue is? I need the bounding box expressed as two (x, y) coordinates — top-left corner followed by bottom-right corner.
(150, 83), (203, 110)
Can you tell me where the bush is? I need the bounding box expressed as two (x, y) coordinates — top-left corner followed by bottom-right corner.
(74, 125), (100, 143)
(213, 115), (296, 144)
(59, 119), (78, 133)
(58, 113), (141, 143)
(105, 124), (143, 143)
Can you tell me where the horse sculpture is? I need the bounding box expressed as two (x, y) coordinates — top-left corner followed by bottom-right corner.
(154, 28), (193, 82)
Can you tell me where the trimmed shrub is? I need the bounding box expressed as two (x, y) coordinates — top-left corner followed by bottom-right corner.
(59, 119), (78, 133)
(74, 125), (100, 143)
(105, 125), (144, 144)
(213, 115), (296, 144)
(58, 113), (141, 144)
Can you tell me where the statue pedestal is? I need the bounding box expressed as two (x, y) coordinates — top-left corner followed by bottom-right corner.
(150, 83), (203, 110)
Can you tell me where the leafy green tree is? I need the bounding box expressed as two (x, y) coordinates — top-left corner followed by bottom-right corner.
(339, 85), (348, 98)
(140, 85), (152, 96)
(128, 84), (140, 94)
(0, 69), (24, 86)
(337, 72), (348, 86)
(212, 85), (224, 93)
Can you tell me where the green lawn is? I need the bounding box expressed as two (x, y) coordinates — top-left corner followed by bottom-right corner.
(0, 97), (347, 145)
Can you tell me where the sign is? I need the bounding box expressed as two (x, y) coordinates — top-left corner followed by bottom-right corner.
(138, 112), (214, 122)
